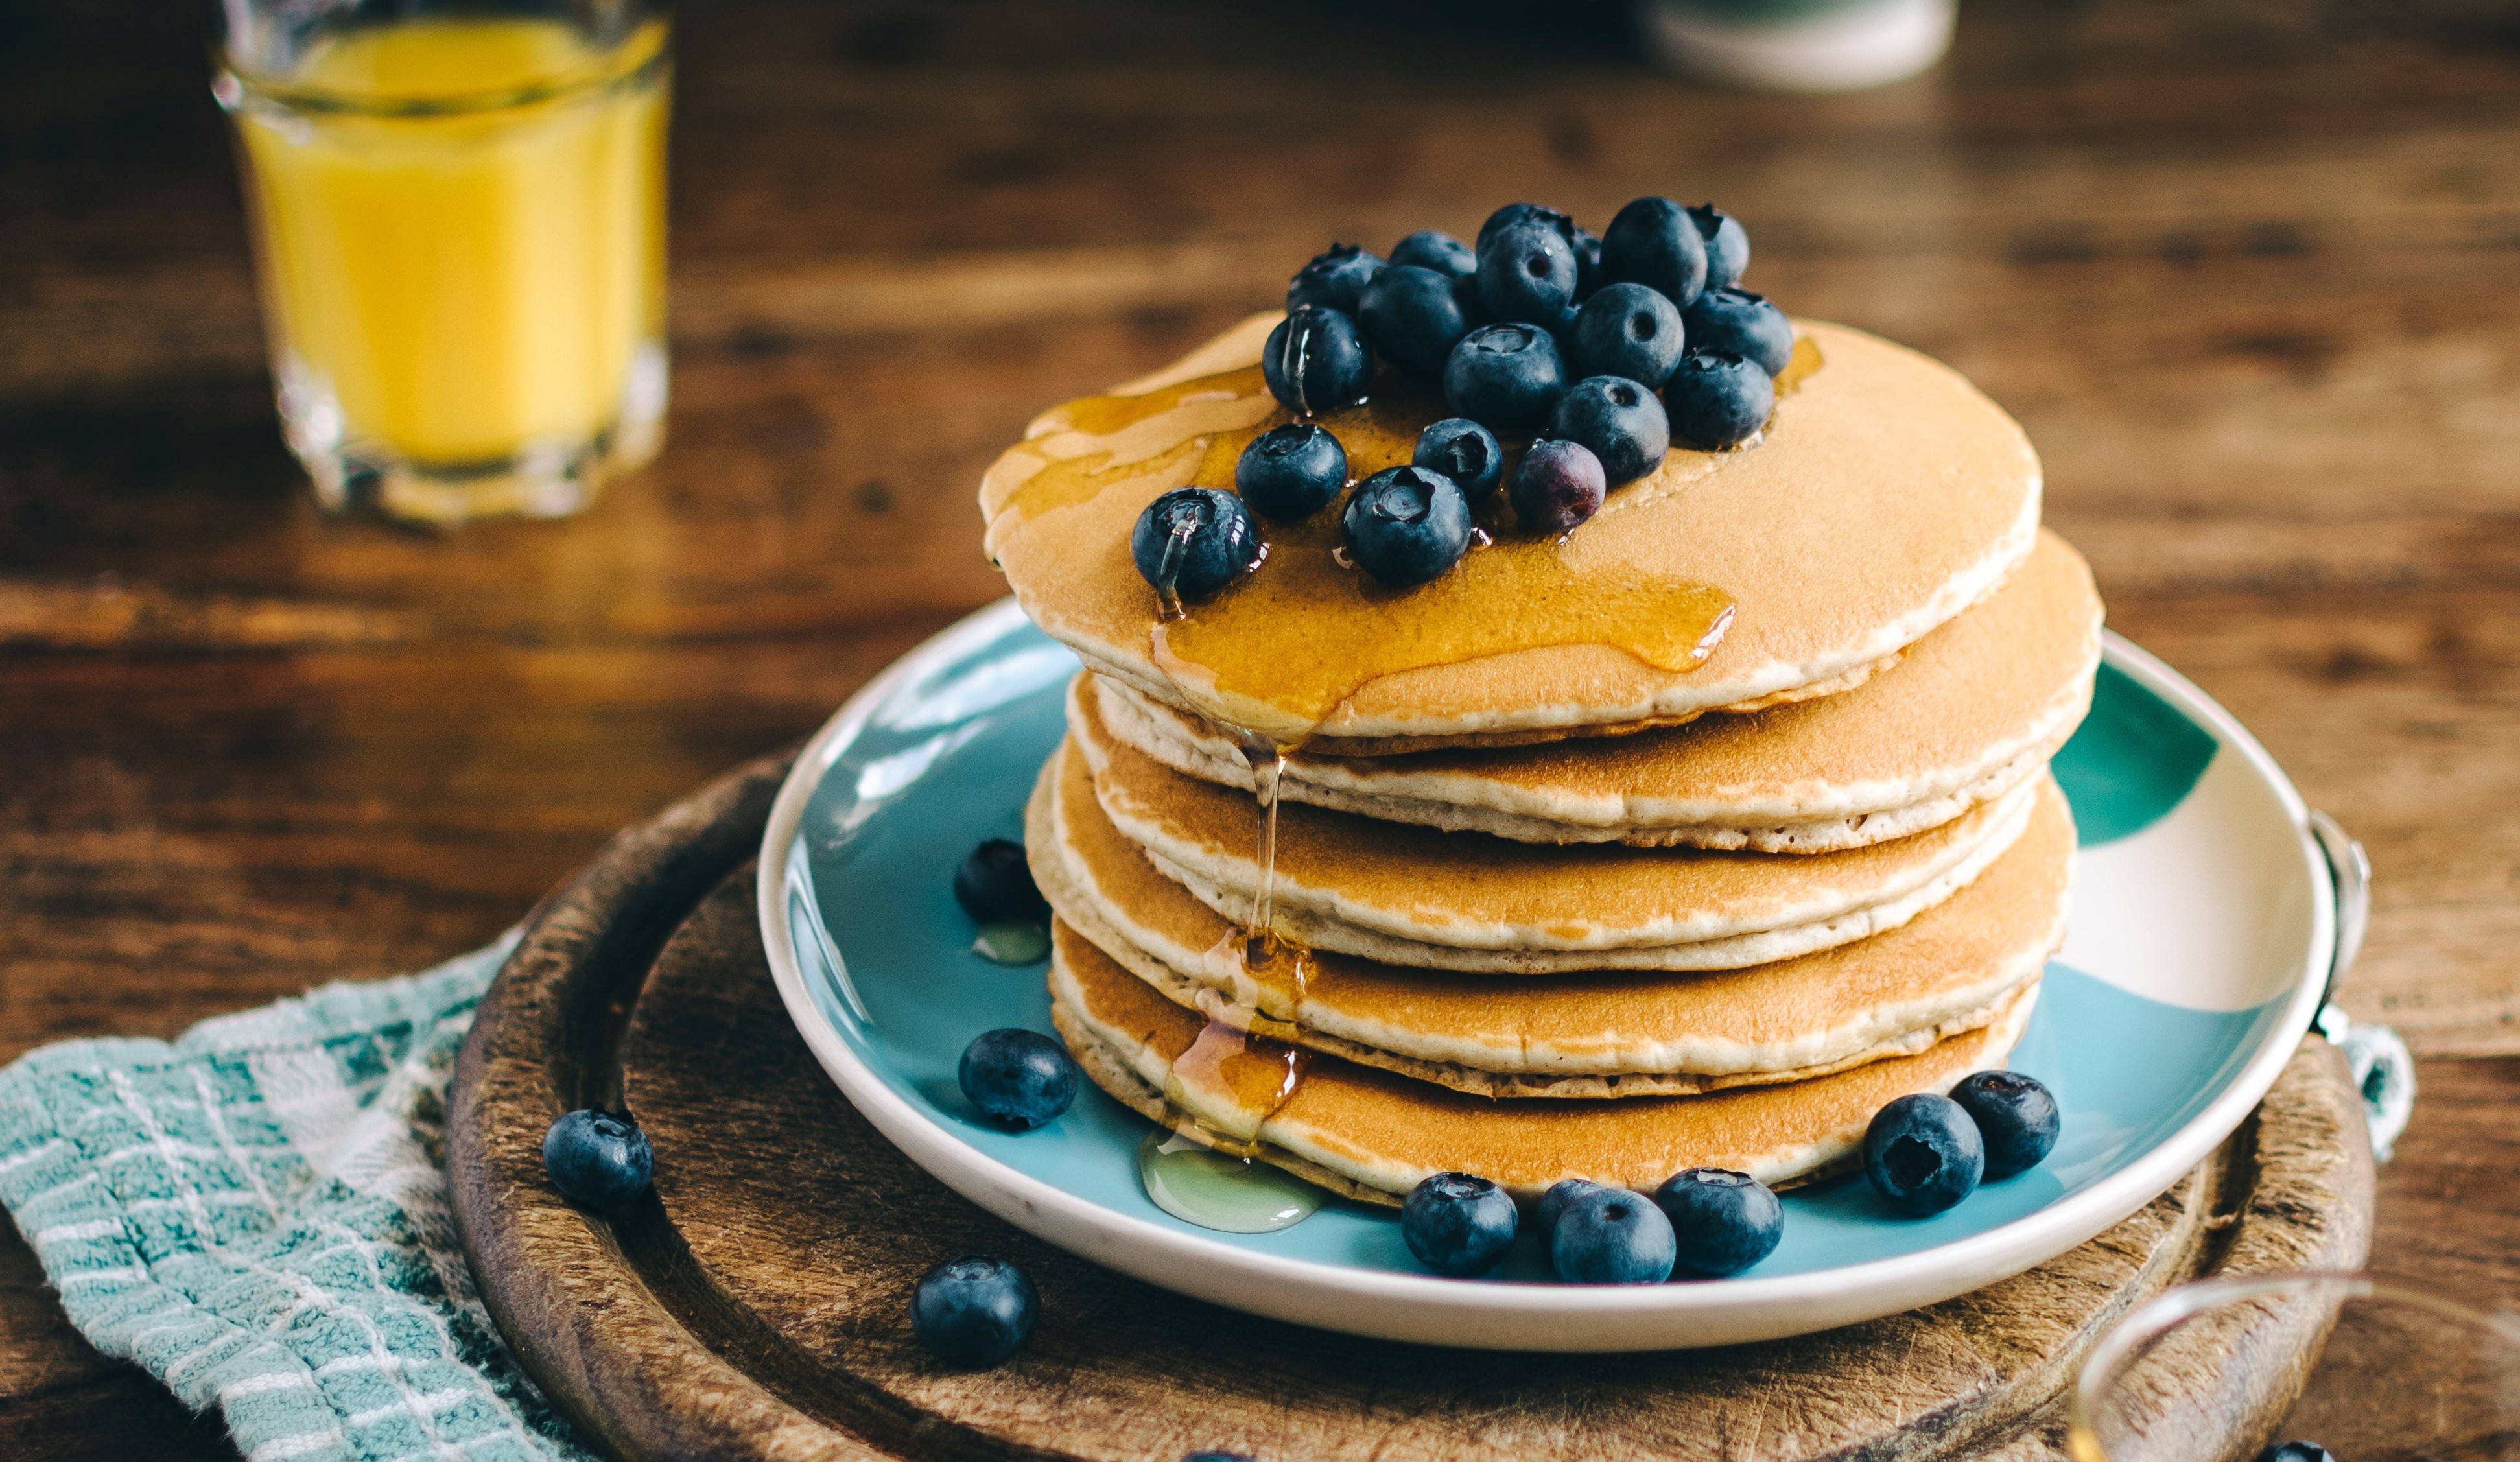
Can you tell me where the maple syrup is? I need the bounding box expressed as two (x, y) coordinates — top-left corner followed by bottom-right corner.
(1135, 1128), (1322, 1233)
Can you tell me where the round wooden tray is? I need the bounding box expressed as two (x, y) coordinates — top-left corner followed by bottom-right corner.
(449, 752), (2377, 1462)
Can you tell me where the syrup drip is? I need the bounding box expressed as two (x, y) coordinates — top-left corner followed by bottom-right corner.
(1163, 1017), (1312, 1148)
(1151, 516), (1195, 622)
(1240, 733), (1294, 969)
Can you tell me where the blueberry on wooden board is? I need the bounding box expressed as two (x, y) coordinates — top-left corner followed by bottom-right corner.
(543, 1109), (654, 1209)
(912, 1255), (1038, 1367)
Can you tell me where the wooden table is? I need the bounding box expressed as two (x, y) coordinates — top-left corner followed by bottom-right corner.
(5, 0), (2517, 1455)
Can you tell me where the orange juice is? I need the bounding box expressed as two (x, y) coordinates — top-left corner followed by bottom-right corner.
(224, 18), (668, 517)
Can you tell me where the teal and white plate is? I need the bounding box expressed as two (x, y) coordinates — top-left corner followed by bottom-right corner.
(758, 600), (2334, 1351)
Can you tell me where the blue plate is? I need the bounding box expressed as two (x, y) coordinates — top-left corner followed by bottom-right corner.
(759, 601), (2333, 1350)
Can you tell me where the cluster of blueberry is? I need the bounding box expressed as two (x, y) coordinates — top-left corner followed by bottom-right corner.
(1396, 1069), (2060, 1283)
(1131, 196), (1798, 598)
(1863, 1070), (2061, 1216)
(1402, 1167), (1784, 1284)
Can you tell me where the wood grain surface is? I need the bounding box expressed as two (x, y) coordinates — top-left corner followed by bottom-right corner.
(448, 752), (2371, 1462)
(6, 0), (2520, 1455)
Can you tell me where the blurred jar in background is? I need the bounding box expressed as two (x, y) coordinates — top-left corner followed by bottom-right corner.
(216, 0), (671, 526)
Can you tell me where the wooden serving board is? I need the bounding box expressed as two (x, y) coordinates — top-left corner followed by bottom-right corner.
(449, 753), (2376, 1462)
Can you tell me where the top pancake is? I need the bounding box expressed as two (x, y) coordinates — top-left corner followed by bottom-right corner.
(980, 313), (2043, 749)
(1093, 528), (2101, 851)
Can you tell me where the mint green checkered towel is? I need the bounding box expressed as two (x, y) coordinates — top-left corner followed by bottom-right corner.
(0, 936), (599, 1462)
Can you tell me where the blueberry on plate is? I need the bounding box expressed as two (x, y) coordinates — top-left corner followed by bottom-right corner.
(1132, 487), (1264, 603)
(1535, 1177), (1607, 1240)
(1476, 219), (1581, 327)
(1509, 438), (1606, 537)
(1949, 1070), (2060, 1179)
(1682, 287), (1795, 377)
(1413, 418), (1505, 501)
(1549, 376), (1671, 486)
(1235, 423), (1347, 519)
(1390, 228), (1476, 282)
(1687, 203), (1751, 292)
(1285, 242), (1384, 316)
(1600, 195), (1710, 311)
(2257, 1443), (2336, 1462)
(1654, 1168), (1784, 1277)
(1400, 1171), (1519, 1277)
(1343, 465), (1472, 587)
(1476, 201), (1575, 252)
(1570, 225), (1604, 301)
(1863, 1092), (1986, 1216)
(912, 1255), (1037, 1367)
(1262, 305), (1372, 417)
(1664, 351), (1774, 449)
(543, 1109), (654, 1209)
(958, 1028), (1080, 1129)
(1568, 282), (1686, 389)
(1551, 1185), (1677, 1285)
(1358, 264), (1474, 380)
(953, 838), (1046, 923)
(1443, 322), (1568, 435)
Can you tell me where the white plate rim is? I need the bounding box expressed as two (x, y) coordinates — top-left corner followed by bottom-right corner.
(755, 598), (2336, 1351)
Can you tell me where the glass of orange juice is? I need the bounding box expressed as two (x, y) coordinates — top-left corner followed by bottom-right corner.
(216, 1), (670, 525)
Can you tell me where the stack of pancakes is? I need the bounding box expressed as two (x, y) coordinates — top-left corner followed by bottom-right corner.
(981, 314), (2102, 1207)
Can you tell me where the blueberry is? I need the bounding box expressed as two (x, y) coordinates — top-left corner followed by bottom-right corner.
(1687, 203), (1751, 292)
(1863, 1092), (1986, 1216)
(1570, 226), (1604, 301)
(1358, 264), (1473, 380)
(1549, 376), (1671, 486)
(1286, 242), (1384, 316)
(954, 838), (1046, 923)
(1443, 322), (1568, 434)
(1390, 228), (1475, 282)
(1682, 287), (1795, 377)
(1653, 1168), (1784, 1277)
(1476, 220), (1580, 327)
(1131, 488), (1264, 603)
(1262, 305), (1372, 417)
(1183, 1454), (1261, 1462)
(1550, 1186), (1677, 1284)
(958, 1028), (1080, 1129)
(2257, 1444), (2336, 1462)
(542, 1109), (654, 1209)
(1343, 466), (1472, 587)
(1664, 351), (1774, 449)
(1234, 423), (1347, 519)
(1413, 418), (1505, 501)
(1509, 438), (1606, 537)
(912, 1255), (1037, 1367)
(1568, 282), (1687, 389)
(1535, 1177), (1607, 1240)
(1949, 1071), (2060, 1179)
(1600, 196), (1710, 311)
(1476, 201), (1575, 253)
(1400, 1171), (1518, 1277)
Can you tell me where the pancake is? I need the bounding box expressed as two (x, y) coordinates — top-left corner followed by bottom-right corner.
(1030, 762), (2073, 1096)
(1050, 934), (2040, 1205)
(980, 314), (2042, 751)
(1062, 681), (2039, 972)
(1092, 528), (2100, 852)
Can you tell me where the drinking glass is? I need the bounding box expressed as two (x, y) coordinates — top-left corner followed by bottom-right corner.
(215, 0), (671, 525)
(2071, 1273), (2520, 1462)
